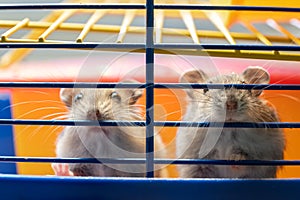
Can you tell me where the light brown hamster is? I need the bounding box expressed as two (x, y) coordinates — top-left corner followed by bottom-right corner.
(52, 81), (168, 177)
(176, 66), (285, 178)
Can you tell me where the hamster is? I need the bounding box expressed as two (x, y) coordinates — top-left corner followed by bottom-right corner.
(52, 81), (168, 177)
(176, 66), (285, 178)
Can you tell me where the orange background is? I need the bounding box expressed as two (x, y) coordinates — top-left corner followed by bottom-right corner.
(4, 55), (300, 178)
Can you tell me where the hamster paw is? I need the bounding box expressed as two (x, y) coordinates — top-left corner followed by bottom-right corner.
(51, 163), (74, 176)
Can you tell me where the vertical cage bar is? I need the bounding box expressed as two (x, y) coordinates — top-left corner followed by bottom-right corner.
(145, 0), (154, 178)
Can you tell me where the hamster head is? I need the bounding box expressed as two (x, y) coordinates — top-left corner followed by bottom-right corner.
(60, 81), (143, 122)
(180, 66), (276, 122)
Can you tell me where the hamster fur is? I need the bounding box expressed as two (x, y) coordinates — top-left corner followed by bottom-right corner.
(176, 66), (285, 178)
(53, 82), (168, 177)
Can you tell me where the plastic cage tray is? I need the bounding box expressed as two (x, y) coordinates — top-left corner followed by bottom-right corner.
(0, 1), (300, 199)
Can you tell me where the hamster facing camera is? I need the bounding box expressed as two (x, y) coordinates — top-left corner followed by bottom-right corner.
(52, 81), (167, 177)
(176, 66), (285, 178)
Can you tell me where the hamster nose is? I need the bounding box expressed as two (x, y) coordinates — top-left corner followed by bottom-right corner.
(87, 109), (102, 120)
(226, 100), (238, 111)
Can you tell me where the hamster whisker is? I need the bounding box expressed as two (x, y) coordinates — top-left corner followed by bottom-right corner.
(41, 112), (69, 119)
(16, 107), (65, 119)
(17, 90), (53, 96)
(112, 108), (142, 116)
(127, 105), (145, 112)
(17, 114), (67, 136)
(34, 126), (62, 146)
(265, 93), (300, 103)
(119, 113), (144, 120)
(260, 61), (274, 70)
(191, 90), (205, 95)
(17, 121), (60, 144)
(43, 125), (64, 144)
(71, 105), (89, 120)
(248, 106), (273, 122)
(115, 111), (144, 120)
(121, 106), (143, 112)
(46, 114), (69, 121)
(263, 76), (297, 88)
(130, 104), (146, 109)
(170, 55), (188, 72)
(198, 115), (211, 123)
(0, 100), (64, 112)
(157, 101), (184, 107)
(155, 110), (183, 120)
(188, 99), (212, 104)
(154, 94), (181, 98)
(20, 126), (44, 141)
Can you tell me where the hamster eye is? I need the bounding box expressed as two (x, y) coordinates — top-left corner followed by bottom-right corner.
(203, 81), (212, 94)
(241, 80), (252, 93)
(203, 88), (209, 94)
(110, 91), (121, 101)
(74, 93), (83, 103)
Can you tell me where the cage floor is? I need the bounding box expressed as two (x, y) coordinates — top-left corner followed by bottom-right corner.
(0, 175), (299, 200)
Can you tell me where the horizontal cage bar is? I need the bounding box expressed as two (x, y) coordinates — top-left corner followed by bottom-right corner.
(0, 82), (146, 89)
(0, 4), (146, 10)
(0, 119), (145, 126)
(155, 84), (300, 90)
(0, 43), (145, 49)
(0, 156), (299, 166)
(155, 5), (300, 12)
(1, 4), (300, 12)
(0, 119), (299, 128)
(154, 44), (300, 51)
(155, 122), (300, 128)
(1, 43), (300, 51)
(0, 82), (299, 90)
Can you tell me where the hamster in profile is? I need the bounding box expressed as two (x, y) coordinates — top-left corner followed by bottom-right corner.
(52, 81), (168, 177)
(176, 66), (285, 178)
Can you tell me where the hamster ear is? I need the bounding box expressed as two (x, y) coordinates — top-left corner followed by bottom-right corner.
(60, 88), (74, 108)
(242, 66), (270, 96)
(179, 69), (208, 98)
(120, 80), (144, 105)
(180, 69), (208, 84)
(129, 88), (143, 105)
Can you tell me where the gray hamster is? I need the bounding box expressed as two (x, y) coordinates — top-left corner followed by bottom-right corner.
(52, 81), (168, 177)
(176, 66), (285, 178)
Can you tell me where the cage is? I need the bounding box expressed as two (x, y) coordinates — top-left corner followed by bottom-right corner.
(0, 0), (300, 199)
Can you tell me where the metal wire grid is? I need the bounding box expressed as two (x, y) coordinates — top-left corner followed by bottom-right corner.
(0, 2), (300, 178)
(1, 2), (300, 70)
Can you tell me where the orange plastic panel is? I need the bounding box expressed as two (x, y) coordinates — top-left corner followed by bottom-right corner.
(11, 88), (65, 175)
(7, 55), (300, 178)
